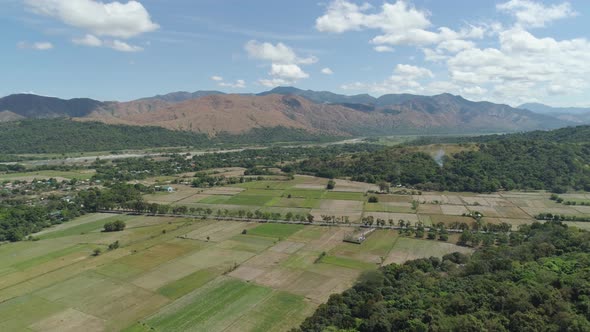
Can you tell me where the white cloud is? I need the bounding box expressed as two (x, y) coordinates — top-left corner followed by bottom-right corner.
(316, 1), (484, 48)
(17, 41), (54, 50)
(395, 64), (433, 79)
(342, 64), (435, 95)
(332, 0), (589, 105)
(25, 0), (159, 38)
(497, 0), (577, 28)
(210, 75), (224, 82)
(106, 40), (143, 52)
(72, 34), (102, 47)
(321, 67), (334, 75)
(245, 40), (316, 86)
(219, 79), (246, 89)
(270, 64), (309, 80)
(374, 45), (394, 53)
(244, 40), (317, 65)
(445, 27), (590, 103)
(71, 34), (142, 52)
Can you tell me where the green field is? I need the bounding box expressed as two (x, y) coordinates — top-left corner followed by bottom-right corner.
(4, 174), (547, 331)
(248, 223), (305, 239)
(143, 278), (273, 331)
(364, 202), (414, 213)
(39, 215), (134, 240)
(226, 194), (276, 206)
(320, 255), (378, 270)
(0, 211), (476, 332)
(324, 191), (364, 200)
(157, 269), (218, 299)
(198, 195), (232, 204)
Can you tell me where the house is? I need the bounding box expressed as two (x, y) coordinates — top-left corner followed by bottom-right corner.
(163, 186), (175, 193)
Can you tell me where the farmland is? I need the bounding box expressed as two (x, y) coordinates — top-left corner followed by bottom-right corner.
(0, 207), (472, 331)
(3, 172), (590, 331)
(143, 173), (590, 230)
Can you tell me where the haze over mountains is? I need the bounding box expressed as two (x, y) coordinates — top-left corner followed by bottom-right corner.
(0, 88), (576, 136)
(519, 103), (590, 124)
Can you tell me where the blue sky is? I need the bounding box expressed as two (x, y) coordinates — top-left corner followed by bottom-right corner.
(2, 0), (590, 107)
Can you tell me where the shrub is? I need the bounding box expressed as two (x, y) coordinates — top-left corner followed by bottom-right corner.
(103, 220), (126, 232)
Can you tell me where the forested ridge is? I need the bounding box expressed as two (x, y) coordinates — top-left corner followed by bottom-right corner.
(409, 125), (590, 146)
(297, 222), (590, 332)
(0, 119), (340, 154)
(293, 132), (590, 192)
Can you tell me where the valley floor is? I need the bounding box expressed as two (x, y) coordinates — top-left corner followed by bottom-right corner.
(3, 173), (590, 331)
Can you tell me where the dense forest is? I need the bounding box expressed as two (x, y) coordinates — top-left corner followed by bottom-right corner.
(294, 137), (590, 192)
(409, 125), (590, 146)
(0, 119), (340, 154)
(297, 222), (590, 332)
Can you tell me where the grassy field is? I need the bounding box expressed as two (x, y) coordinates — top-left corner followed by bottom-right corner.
(248, 223), (305, 239)
(4, 173), (584, 331)
(0, 208), (477, 331)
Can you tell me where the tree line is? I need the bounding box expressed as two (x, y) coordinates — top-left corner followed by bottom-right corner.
(296, 221), (590, 331)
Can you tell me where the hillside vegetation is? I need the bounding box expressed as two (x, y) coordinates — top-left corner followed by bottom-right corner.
(0, 119), (337, 154)
(293, 126), (590, 192)
(297, 222), (590, 332)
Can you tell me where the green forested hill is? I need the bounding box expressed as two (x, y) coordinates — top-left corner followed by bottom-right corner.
(292, 125), (590, 192)
(297, 222), (590, 332)
(410, 125), (590, 146)
(0, 119), (209, 153)
(0, 119), (337, 154)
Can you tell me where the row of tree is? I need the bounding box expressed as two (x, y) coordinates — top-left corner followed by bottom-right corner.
(297, 221), (590, 331)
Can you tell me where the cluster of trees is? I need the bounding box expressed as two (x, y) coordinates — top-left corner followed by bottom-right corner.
(0, 195), (87, 242)
(103, 220), (126, 232)
(409, 125), (590, 146)
(297, 222), (590, 331)
(550, 194), (590, 206)
(90, 144), (379, 183)
(536, 213), (590, 222)
(0, 119), (211, 154)
(0, 120), (345, 155)
(292, 138), (590, 193)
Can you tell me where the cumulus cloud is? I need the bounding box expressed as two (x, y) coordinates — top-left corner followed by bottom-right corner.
(245, 40), (317, 86)
(342, 64), (435, 95)
(210, 75), (224, 82)
(245, 40), (317, 64)
(446, 27), (590, 103)
(321, 67), (334, 75)
(25, 0), (159, 38)
(332, 0), (588, 105)
(497, 0), (577, 28)
(26, 0), (157, 52)
(316, 0), (483, 47)
(270, 64), (309, 80)
(17, 41), (54, 50)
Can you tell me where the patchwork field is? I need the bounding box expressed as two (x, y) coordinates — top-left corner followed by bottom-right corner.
(5, 173), (590, 331)
(142, 175), (590, 232)
(0, 210), (474, 331)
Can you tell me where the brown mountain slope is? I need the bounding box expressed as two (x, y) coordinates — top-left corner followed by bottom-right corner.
(86, 94), (370, 135)
(82, 93), (568, 135)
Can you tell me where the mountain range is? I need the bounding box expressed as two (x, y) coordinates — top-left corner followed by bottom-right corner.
(519, 103), (590, 124)
(0, 87), (576, 137)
